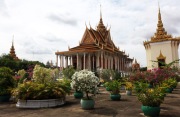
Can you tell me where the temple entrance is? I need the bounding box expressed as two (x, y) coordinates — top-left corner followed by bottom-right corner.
(158, 59), (165, 68)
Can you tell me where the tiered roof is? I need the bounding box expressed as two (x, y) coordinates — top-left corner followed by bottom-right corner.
(56, 13), (129, 59)
(9, 40), (19, 60)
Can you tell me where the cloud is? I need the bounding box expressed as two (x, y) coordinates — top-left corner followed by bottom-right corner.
(25, 44), (52, 55)
(48, 13), (77, 26)
(40, 33), (67, 43)
(0, 0), (9, 17)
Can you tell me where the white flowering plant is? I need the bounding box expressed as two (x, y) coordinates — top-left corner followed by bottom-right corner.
(71, 69), (100, 100)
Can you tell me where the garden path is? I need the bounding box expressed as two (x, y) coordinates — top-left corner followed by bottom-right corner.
(0, 83), (180, 117)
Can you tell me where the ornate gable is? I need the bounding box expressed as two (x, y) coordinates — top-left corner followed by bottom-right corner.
(81, 28), (95, 44)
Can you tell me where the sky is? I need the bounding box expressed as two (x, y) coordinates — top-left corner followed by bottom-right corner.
(0, 0), (180, 67)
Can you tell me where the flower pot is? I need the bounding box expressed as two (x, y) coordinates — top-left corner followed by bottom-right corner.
(141, 105), (160, 117)
(165, 88), (173, 93)
(74, 92), (83, 99)
(148, 84), (153, 88)
(80, 99), (95, 110)
(126, 90), (132, 96)
(0, 95), (11, 102)
(106, 87), (111, 91)
(110, 94), (121, 101)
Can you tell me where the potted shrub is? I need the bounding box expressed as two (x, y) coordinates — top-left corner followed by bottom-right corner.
(12, 65), (70, 108)
(162, 78), (177, 93)
(107, 80), (121, 101)
(0, 67), (15, 102)
(125, 82), (133, 96)
(104, 82), (112, 91)
(137, 84), (165, 117)
(71, 69), (100, 110)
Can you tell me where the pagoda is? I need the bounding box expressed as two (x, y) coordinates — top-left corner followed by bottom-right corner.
(9, 40), (19, 60)
(55, 10), (133, 72)
(132, 59), (140, 72)
(144, 7), (180, 69)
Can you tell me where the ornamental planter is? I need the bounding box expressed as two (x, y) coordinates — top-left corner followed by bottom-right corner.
(148, 84), (153, 88)
(106, 87), (111, 91)
(0, 95), (11, 102)
(110, 94), (121, 101)
(74, 92), (83, 99)
(165, 88), (173, 93)
(126, 90), (132, 96)
(16, 97), (66, 108)
(141, 105), (160, 117)
(80, 99), (95, 110)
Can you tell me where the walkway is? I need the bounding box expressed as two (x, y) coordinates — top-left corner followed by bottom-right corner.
(0, 83), (180, 117)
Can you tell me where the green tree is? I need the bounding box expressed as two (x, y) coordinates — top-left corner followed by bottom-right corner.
(62, 65), (75, 79)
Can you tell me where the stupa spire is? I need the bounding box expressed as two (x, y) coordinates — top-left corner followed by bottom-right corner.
(150, 5), (172, 41)
(9, 35), (19, 60)
(97, 5), (106, 32)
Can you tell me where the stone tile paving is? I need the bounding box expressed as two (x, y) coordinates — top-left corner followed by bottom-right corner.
(0, 84), (180, 117)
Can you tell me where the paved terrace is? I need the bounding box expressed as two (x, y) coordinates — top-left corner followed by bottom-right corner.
(0, 83), (180, 117)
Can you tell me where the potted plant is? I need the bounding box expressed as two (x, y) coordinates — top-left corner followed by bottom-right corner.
(125, 82), (133, 96)
(104, 82), (112, 91)
(107, 80), (121, 101)
(12, 65), (70, 108)
(162, 78), (177, 93)
(71, 69), (100, 110)
(0, 67), (15, 102)
(137, 83), (165, 117)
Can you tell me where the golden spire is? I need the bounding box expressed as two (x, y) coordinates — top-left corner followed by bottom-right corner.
(100, 4), (102, 20)
(9, 35), (18, 60)
(150, 5), (172, 41)
(97, 5), (106, 32)
(135, 59), (137, 64)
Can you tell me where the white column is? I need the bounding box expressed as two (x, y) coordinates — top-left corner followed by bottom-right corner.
(111, 57), (113, 69)
(101, 52), (103, 69)
(76, 53), (79, 70)
(122, 58), (124, 71)
(59, 55), (61, 70)
(69, 56), (71, 66)
(62, 56), (64, 69)
(84, 53), (86, 69)
(93, 54), (94, 70)
(66, 56), (68, 68)
(120, 56), (122, 71)
(56, 55), (58, 67)
(88, 54), (91, 70)
(96, 53), (99, 68)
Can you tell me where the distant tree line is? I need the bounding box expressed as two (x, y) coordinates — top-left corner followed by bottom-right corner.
(0, 54), (45, 73)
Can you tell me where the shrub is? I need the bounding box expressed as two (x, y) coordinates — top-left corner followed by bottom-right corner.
(0, 67), (15, 95)
(71, 69), (100, 99)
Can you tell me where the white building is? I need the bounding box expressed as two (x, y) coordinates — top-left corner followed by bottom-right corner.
(144, 8), (180, 70)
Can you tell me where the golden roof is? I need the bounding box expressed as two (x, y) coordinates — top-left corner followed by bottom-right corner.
(144, 7), (180, 46)
(157, 50), (166, 60)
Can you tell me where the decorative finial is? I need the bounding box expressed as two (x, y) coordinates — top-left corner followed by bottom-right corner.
(100, 4), (102, 19)
(158, 2), (161, 21)
(89, 21), (91, 28)
(85, 22), (87, 28)
(12, 35), (14, 46)
(135, 59), (137, 64)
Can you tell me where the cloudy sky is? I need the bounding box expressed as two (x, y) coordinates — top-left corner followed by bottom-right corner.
(0, 0), (180, 67)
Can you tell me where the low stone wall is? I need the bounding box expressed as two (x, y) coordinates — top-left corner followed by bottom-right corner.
(16, 97), (66, 108)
